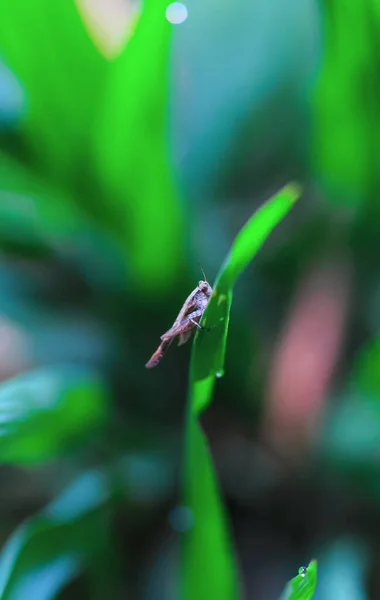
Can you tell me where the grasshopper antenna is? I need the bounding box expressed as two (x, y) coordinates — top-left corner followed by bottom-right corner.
(197, 261), (208, 282)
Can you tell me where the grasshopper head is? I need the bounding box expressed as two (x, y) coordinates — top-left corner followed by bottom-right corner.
(199, 281), (212, 297)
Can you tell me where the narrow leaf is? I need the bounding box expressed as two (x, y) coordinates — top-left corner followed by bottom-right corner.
(182, 184), (301, 600)
(181, 410), (239, 600)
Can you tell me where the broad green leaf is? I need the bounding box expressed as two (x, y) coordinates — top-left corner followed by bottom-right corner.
(0, 366), (108, 464)
(0, 470), (114, 599)
(0, 0), (107, 179)
(182, 184), (301, 600)
(279, 561), (317, 600)
(93, 0), (183, 291)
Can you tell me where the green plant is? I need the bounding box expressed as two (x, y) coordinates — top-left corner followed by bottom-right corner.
(0, 0), (327, 597)
(181, 184), (317, 599)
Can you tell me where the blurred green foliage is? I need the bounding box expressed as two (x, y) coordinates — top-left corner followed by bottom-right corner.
(0, 1), (107, 182)
(0, 0), (185, 596)
(0, 470), (115, 600)
(0, 0), (379, 598)
(312, 1), (380, 207)
(0, 367), (108, 464)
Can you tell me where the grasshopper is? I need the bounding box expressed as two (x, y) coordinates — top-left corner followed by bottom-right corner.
(145, 274), (212, 368)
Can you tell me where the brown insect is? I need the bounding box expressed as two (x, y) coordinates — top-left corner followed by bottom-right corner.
(145, 274), (212, 368)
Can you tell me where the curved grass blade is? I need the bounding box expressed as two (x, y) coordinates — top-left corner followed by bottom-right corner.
(192, 182), (301, 410)
(279, 561), (318, 600)
(181, 184), (302, 600)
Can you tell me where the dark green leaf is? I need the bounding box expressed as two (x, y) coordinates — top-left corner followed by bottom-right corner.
(0, 152), (93, 253)
(0, 152), (125, 288)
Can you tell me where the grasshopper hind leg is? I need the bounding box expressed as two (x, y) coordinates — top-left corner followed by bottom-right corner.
(145, 339), (173, 368)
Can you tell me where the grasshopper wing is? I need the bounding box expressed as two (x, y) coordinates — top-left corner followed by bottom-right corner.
(160, 288), (198, 341)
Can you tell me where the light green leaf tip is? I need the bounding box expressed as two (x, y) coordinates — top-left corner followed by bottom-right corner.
(280, 560), (318, 600)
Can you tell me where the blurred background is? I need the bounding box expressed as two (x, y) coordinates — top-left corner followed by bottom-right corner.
(0, 0), (378, 598)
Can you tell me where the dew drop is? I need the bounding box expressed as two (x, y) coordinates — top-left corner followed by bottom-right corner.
(298, 566), (307, 578)
(216, 370), (224, 378)
(165, 2), (188, 24)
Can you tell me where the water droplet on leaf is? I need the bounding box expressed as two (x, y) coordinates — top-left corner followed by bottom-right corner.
(216, 370), (224, 378)
(298, 566), (307, 578)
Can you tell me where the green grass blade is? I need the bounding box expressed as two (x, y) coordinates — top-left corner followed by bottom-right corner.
(279, 561), (318, 600)
(192, 183), (301, 405)
(182, 184), (302, 600)
(181, 409), (240, 600)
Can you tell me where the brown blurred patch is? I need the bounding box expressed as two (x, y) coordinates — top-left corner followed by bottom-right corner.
(261, 256), (351, 463)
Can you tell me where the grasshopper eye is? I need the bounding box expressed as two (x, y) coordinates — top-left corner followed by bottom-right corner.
(199, 281), (211, 294)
